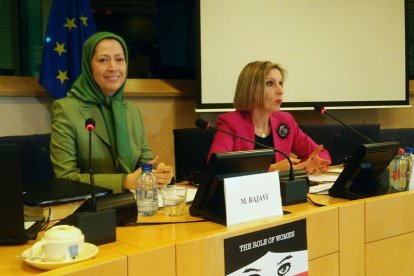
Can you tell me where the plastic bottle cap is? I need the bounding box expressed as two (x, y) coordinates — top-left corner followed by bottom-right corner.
(405, 147), (414, 154)
(398, 148), (405, 155)
(142, 163), (152, 171)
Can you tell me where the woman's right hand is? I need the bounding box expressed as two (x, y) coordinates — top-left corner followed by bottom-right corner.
(303, 145), (331, 174)
(268, 158), (311, 172)
(124, 168), (142, 190)
(268, 145), (331, 175)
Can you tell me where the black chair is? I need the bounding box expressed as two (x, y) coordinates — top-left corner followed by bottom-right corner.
(379, 128), (414, 149)
(0, 134), (53, 189)
(299, 124), (381, 165)
(173, 128), (215, 184)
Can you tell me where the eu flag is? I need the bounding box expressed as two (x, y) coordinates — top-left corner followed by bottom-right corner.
(39, 0), (96, 99)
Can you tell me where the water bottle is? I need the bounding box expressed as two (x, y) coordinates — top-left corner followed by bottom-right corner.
(404, 147), (414, 188)
(399, 149), (408, 191)
(389, 148), (408, 192)
(136, 164), (158, 216)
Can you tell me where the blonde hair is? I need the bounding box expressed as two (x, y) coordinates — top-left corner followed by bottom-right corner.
(233, 61), (285, 111)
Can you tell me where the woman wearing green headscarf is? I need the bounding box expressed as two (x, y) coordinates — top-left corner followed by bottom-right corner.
(50, 32), (173, 193)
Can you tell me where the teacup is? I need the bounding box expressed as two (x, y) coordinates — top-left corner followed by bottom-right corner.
(30, 225), (84, 262)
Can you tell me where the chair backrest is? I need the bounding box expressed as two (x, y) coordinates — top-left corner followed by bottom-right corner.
(173, 128), (215, 184)
(299, 124), (381, 165)
(379, 128), (414, 149)
(0, 134), (53, 189)
(0, 144), (28, 244)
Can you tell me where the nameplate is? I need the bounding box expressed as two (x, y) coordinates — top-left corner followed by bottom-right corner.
(223, 172), (283, 226)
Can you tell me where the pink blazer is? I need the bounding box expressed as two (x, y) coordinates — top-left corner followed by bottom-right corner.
(208, 111), (331, 162)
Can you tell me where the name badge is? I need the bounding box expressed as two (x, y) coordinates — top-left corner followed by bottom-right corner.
(224, 171), (283, 226)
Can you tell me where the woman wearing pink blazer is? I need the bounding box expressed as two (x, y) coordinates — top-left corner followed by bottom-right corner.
(208, 61), (331, 174)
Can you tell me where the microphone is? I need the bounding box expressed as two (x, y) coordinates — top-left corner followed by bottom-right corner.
(195, 118), (308, 205)
(85, 118), (97, 211)
(195, 118), (211, 130)
(57, 119), (117, 245)
(313, 105), (375, 143)
(85, 118), (95, 131)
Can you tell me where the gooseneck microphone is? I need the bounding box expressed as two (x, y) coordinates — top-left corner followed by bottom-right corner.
(313, 105), (375, 144)
(85, 118), (97, 211)
(195, 118), (294, 181)
(57, 118), (117, 245)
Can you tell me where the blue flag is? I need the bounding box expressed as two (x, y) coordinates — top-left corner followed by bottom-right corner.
(39, 0), (96, 99)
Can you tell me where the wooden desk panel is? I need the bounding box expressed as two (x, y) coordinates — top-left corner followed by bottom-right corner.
(365, 191), (414, 243)
(115, 209), (224, 276)
(366, 232), (414, 276)
(175, 205), (339, 275)
(0, 241), (40, 275)
(176, 234), (226, 276)
(338, 200), (365, 275)
(308, 252), (339, 276)
(116, 220), (224, 248)
(123, 245), (176, 276)
(303, 205), (338, 260)
(7, 191), (414, 275)
(40, 253), (127, 276)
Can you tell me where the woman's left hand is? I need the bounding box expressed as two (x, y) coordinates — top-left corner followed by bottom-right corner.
(268, 158), (309, 172)
(152, 162), (174, 187)
(303, 145), (331, 174)
(123, 155), (174, 190)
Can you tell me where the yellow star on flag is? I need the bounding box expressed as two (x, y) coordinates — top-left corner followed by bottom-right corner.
(64, 18), (77, 31)
(56, 70), (69, 84)
(40, 0), (96, 99)
(79, 15), (88, 26)
(54, 42), (67, 56)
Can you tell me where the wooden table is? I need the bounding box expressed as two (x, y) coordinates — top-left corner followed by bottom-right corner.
(3, 190), (414, 275)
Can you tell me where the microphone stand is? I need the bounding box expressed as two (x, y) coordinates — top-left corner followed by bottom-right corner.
(88, 125), (97, 211)
(57, 118), (117, 245)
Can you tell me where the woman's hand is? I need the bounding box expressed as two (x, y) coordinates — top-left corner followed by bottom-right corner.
(124, 167), (142, 190)
(268, 158), (311, 172)
(123, 155), (174, 190)
(152, 162), (174, 187)
(268, 145), (331, 174)
(303, 145), (331, 174)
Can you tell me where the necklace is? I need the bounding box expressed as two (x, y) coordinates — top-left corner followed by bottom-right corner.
(255, 126), (268, 138)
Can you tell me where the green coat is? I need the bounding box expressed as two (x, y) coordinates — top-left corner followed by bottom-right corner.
(50, 96), (154, 193)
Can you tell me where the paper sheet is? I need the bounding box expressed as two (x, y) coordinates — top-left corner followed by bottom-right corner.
(308, 174), (339, 183)
(326, 168), (343, 173)
(308, 182), (334, 194)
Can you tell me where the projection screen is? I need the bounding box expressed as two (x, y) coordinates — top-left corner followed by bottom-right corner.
(196, 0), (408, 111)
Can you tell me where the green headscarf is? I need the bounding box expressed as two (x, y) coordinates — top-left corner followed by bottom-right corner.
(68, 31), (134, 173)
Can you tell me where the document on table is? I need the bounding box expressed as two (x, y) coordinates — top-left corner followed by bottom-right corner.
(308, 169), (342, 194)
(308, 182), (334, 194)
(326, 167), (343, 173)
(308, 174), (339, 184)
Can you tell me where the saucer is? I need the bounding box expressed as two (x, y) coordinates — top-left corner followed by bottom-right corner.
(20, 243), (99, 270)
